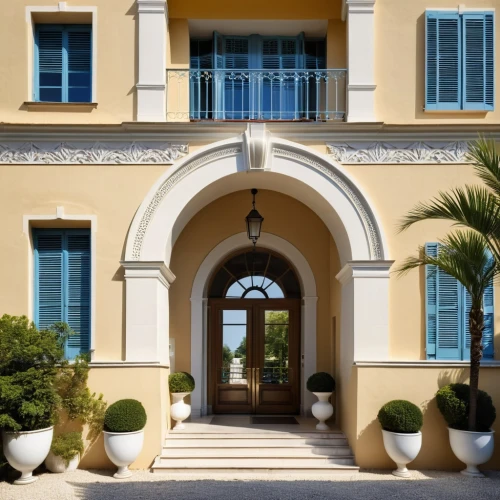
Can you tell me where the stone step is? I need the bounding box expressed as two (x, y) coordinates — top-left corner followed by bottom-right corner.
(151, 465), (360, 476)
(166, 432), (345, 440)
(154, 457), (356, 468)
(161, 446), (353, 458)
(164, 437), (348, 448)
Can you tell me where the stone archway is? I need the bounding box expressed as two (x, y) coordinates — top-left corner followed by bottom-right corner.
(121, 126), (393, 417)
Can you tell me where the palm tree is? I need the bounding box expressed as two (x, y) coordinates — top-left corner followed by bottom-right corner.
(397, 231), (496, 431)
(399, 138), (500, 264)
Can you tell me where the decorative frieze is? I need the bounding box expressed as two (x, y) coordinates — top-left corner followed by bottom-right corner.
(0, 142), (188, 164)
(327, 141), (469, 164)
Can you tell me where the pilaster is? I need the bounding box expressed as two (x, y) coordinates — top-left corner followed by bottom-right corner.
(122, 261), (175, 363)
(345, 0), (377, 122)
(136, 0), (168, 121)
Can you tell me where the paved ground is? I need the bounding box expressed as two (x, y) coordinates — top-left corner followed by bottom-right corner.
(1, 470), (500, 500)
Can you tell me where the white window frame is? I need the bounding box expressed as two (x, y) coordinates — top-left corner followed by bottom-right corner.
(26, 3), (98, 102)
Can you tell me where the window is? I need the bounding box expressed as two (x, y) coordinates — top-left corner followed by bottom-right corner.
(35, 24), (92, 103)
(190, 32), (327, 120)
(34, 229), (91, 359)
(425, 243), (494, 360)
(425, 11), (494, 111)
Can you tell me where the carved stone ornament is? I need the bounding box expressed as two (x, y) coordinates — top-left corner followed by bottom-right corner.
(327, 141), (469, 164)
(242, 123), (270, 170)
(0, 142), (188, 164)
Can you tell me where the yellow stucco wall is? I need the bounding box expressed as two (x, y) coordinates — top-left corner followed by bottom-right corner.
(376, 0), (500, 124)
(168, 0), (343, 20)
(355, 366), (500, 469)
(0, 0), (136, 124)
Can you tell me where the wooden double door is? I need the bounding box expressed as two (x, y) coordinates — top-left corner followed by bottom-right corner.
(208, 299), (300, 414)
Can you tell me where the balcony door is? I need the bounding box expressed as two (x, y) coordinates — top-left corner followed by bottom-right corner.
(191, 32), (326, 120)
(207, 249), (302, 414)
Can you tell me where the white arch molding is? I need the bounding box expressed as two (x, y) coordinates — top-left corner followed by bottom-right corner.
(120, 127), (394, 419)
(190, 232), (318, 417)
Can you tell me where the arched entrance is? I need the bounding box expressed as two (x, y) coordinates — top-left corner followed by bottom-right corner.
(208, 248), (301, 414)
(121, 126), (392, 419)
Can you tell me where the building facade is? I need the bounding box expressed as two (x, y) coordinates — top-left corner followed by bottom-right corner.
(1, 0), (499, 470)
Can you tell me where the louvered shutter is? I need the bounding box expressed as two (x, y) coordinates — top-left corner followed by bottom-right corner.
(213, 32), (225, 119)
(223, 36), (249, 119)
(34, 230), (90, 360)
(462, 13), (494, 111)
(66, 232), (91, 359)
(36, 26), (64, 102)
(67, 27), (92, 103)
(425, 12), (461, 110)
(35, 232), (64, 329)
(482, 280), (494, 358)
(425, 243), (438, 358)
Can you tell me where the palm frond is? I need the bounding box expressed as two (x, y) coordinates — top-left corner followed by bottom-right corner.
(396, 230), (497, 307)
(468, 137), (500, 198)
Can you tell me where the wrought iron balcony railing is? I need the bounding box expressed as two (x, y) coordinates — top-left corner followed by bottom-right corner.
(166, 69), (347, 121)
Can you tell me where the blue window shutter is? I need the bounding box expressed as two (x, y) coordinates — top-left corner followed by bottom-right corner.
(463, 287), (472, 361)
(213, 31), (225, 119)
(425, 12), (461, 110)
(34, 229), (90, 360)
(66, 27), (92, 103)
(425, 243), (438, 358)
(482, 280), (494, 358)
(65, 232), (91, 359)
(35, 25), (64, 102)
(462, 12), (495, 111)
(34, 232), (64, 329)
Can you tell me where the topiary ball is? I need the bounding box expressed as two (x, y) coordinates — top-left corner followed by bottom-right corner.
(436, 383), (496, 432)
(169, 372), (195, 393)
(377, 400), (423, 433)
(306, 372), (335, 393)
(104, 399), (147, 433)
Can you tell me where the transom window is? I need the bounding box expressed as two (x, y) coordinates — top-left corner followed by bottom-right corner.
(209, 250), (301, 299)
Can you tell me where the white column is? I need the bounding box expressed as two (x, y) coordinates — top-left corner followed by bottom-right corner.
(302, 296), (318, 416)
(136, 0), (167, 121)
(345, 0), (377, 122)
(190, 297), (208, 417)
(336, 261), (393, 367)
(122, 261), (175, 363)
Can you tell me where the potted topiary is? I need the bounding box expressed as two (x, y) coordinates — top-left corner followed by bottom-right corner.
(306, 372), (335, 430)
(437, 383), (496, 477)
(45, 432), (84, 473)
(169, 372), (195, 430)
(377, 400), (423, 477)
(103, 399), (147, 479)
(0, 316), (67, 484)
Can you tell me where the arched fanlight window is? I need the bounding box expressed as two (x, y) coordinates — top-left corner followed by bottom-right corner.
(209, 250), (301, 299)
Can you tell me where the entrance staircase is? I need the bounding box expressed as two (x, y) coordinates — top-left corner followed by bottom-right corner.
(151, 416), (358, 476)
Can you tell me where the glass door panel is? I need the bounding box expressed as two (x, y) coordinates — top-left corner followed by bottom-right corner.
(222, 310), (248, 384)
(262, 310), (289, 384)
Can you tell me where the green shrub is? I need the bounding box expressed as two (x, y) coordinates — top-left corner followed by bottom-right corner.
(169, 372), (195, 393)
(0, 315), (67, 431)
(436, 383), (496, 432)
(306, 372), (335, 393)
(51, 432), (84, 466)
(104, 399), (147, 433)
(377, 400), (423, 433)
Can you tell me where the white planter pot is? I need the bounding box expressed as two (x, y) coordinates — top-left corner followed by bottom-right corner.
(171, 392), (191, 430)
(45, 451), (80, 473)
(311, 392), (334, 431)
(103, 429), (144, 479)
(2, 426), (54, 485)
(382, 430), (422, 478)
(448, 427), (495, 477)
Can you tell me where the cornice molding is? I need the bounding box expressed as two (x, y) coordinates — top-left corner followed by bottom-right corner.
(336, 260), (394, 285)
(0, 142), (188, 164)
(327, 141), (470, 164)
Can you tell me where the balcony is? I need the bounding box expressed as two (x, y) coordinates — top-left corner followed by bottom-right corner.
(166, 69), (347, 122)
